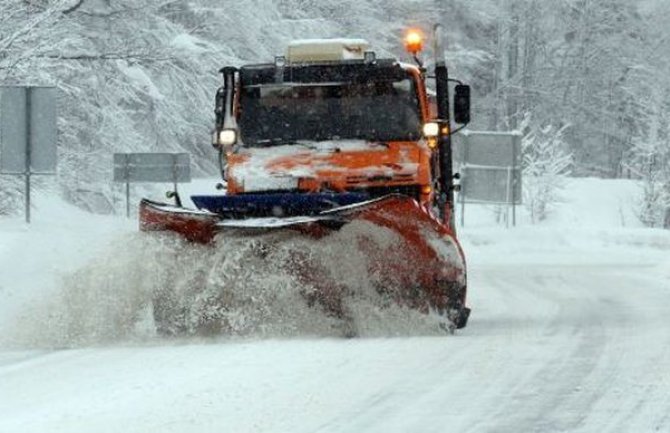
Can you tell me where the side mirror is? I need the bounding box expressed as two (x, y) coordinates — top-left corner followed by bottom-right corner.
(214, 87), (225, 129)
(453, 84), (471, 124)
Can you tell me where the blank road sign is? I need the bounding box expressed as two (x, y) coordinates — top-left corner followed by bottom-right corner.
(453, 130), (523, 206)
(453, 130), (521, 167)
(0, 86), (58, 174)
(29, 87), (58, 173)
(460, 165), (521, 205)
(0, 87), (27, 173)
(113, 153), (191, 183)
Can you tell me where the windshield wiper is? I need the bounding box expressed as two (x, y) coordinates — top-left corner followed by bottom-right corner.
(253, 138), (320, 150)
(360, 135), (390, 148)
(254, 138), (296, 147)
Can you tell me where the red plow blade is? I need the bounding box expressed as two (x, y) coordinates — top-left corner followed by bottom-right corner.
(139, 194), (470, 331)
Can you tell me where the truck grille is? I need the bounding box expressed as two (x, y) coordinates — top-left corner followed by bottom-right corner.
(346, 173), (414, 185)
(352, 185), (421, 201)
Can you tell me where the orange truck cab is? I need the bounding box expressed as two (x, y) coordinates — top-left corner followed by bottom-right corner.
(205, 36), (470, 223)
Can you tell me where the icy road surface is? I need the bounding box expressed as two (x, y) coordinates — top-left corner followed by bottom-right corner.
(1, 241), (669, 432)
(1, 179), (669, 432)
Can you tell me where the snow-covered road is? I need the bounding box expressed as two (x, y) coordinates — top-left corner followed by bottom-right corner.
(458, 261), (670, 433)
(2, 244), (669, 432)
(1, 179), (669, 432)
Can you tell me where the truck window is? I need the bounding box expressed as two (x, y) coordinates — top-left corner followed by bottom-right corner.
(238, 75), (421, 146)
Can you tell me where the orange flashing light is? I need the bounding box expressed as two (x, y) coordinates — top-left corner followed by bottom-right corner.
(404, 29), (424, 55)
(427, 137), (438, 149)
(421, 185), (433, 194)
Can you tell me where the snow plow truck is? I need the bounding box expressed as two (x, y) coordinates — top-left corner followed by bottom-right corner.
(139, 26), (472, 333)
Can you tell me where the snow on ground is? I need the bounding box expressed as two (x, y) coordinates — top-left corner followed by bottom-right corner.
(458, 177), (667, 267)
(0, 186), (133, 337)
(1, 177), (670, 432)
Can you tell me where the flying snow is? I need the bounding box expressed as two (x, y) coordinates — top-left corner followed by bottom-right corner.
(4, 221), (450, 348)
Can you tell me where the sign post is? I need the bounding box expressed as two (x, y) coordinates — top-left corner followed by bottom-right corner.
(0, 86), (58, 223)
(113, 153), (191, 217)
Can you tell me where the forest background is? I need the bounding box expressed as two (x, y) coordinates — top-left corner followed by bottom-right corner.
(1, 0), (668, 225)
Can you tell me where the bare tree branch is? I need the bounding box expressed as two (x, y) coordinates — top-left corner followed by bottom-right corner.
(37, 52), (175, 62)
(62, 0), (85, 15)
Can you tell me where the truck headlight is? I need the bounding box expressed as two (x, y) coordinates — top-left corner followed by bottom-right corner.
(423, 122), (439, 138)
(217, 129), (237, 146)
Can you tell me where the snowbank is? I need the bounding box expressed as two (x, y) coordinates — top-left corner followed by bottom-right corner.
(0, 187), (132, 344)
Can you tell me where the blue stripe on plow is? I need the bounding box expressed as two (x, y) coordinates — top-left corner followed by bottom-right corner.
(191, 192), (370, 217)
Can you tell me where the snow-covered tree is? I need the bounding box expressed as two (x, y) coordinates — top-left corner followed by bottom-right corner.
(626, 1), (670, 227)
(1, 0), (668, 216)
(522, 120), (573, 223)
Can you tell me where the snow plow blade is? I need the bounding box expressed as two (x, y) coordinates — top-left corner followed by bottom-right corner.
(139, 194), (470, 329)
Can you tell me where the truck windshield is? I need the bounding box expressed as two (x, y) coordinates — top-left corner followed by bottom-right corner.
(238, 77), (422, 146)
